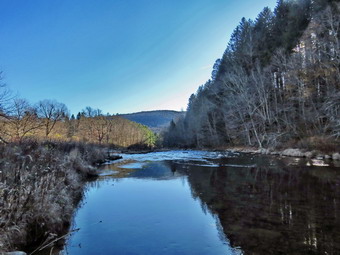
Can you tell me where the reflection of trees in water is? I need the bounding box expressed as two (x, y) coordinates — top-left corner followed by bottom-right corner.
(180, 155), (340, 254)
(86, 176), (122, 189)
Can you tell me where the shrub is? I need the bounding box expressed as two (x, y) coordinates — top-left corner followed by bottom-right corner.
(0, 140), (107, 252)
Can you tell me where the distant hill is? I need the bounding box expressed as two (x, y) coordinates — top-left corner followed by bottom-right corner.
(120, 110), (185, 133)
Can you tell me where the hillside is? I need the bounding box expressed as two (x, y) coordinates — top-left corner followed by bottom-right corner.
(120, 110), (185, 133)
(164, 0), (340, 150)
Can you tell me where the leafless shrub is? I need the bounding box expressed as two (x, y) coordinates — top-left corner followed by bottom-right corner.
(0, 140), (106, 252)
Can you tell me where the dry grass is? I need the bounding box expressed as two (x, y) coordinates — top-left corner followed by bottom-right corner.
(0, 140), (107, 252)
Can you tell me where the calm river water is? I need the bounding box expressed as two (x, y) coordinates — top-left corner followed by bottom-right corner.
(61, 150), (340, 255)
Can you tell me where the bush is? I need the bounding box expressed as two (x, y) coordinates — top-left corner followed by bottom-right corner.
(0, 140), (107, 252)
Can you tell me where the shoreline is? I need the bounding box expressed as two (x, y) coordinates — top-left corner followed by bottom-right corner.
(113, 146), (340, 163)
(123, 146), (340, 161)
(2, 144), (339, 255)
(224, 146), (340, 161)
(0, 141), (117, 255)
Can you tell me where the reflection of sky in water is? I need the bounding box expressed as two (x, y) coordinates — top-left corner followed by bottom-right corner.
(119, 162), (145, 169)
(63, 161), (241, 255)
(62, 150), (340, 255)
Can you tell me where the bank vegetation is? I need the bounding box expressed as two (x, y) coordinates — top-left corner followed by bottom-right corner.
(0, 85), (156, 252)
(164, 0), (340, 153)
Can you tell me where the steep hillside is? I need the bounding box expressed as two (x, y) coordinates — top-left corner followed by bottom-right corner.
(120, 110), (185, 133)
(164, 0), (340, 149)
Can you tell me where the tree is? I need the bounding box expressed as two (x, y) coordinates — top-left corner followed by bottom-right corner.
(0, 72), (12, 116)
(163, 0), (340, 149)
(36, 100), (68, 138)
(79, 107), (110, 144)
(7, 98), (41, 142)
(253, 7), (275, 65)
(211, 59), (221, 81)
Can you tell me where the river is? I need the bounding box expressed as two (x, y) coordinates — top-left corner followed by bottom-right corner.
(60, 150), (340, 254)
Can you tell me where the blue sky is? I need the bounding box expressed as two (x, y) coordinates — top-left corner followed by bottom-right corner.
(0, 0), (277, 114)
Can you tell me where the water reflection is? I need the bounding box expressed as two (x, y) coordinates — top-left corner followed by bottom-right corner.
(63, 160), (241, 255)
(177, 154), (340, 254)
(63, 152), (340, 255)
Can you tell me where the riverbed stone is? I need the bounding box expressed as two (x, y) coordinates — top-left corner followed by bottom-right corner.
(258, 148), (271, 155)
(332, 153), (340, 161)
(304, 151), (314, 158)
(281, 148), (304, 157)
(316, 155), (324, 160)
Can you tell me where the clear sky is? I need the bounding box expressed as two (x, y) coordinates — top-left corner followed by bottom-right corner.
(0, 0), (277, 114)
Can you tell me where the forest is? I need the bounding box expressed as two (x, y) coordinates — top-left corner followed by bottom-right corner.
(1, 0), (340, 253)
(164, 0), (340, 151)
(0, 90), (156, 148)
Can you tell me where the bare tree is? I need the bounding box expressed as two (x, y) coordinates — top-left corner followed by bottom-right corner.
(7, 98), (41, 142)
(0, 75), (14, 143)
(36, 100), (68, 138)
(0, 72), (12, 116)
(79, 107), (110, 144)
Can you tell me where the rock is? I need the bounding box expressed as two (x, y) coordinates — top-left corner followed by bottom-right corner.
(316, 155), (324, 160)
(332, 153), (340, 161)
(325, 155), (331, 159)
(304, 151), (314, 158)
(281, 148), (304, 157)
(258, 148), (271, 155)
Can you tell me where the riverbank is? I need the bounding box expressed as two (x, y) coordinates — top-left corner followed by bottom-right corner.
(2, 143), (338, 254)
(225, 146), (340, 161)
(155, 144), (340, 161)
(0, 141), (109, 254)
(174, 136), (340, 161)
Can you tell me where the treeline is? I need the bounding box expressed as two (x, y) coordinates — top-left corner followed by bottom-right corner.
(0, 89), (156, 148)
(164, 0), (340, 150)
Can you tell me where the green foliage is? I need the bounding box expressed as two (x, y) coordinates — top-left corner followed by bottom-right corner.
(138, 123), (158, 147)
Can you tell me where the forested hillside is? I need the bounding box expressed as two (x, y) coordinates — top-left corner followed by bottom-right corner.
(120, 110), (184, 133)
(164, 0), (340, 150)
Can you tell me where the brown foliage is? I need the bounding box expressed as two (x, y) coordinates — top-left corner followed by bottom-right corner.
(0, 141), (106, 252)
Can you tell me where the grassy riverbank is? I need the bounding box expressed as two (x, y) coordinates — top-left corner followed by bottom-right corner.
(0, 141), (107, 253)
